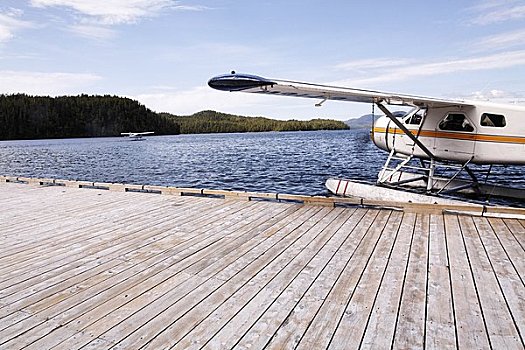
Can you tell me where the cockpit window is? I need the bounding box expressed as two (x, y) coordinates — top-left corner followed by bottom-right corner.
(393, 111), (407, 118)
(405, 114), (423, 125)
(439, 113), (474, 132)
(480, 113), (506, 127)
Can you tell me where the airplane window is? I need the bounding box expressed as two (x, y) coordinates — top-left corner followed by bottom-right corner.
(438, 113), (474, 132)
(405, 114), (422, 125)
(393, 111), (407, 118)
(480, 113), (506, 127)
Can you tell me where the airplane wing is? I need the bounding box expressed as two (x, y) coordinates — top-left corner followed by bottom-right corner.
(120, 132), (154, 136)
(208, 73), (475, 108)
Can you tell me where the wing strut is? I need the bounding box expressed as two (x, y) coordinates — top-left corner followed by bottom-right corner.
(375, 101), (435, 159)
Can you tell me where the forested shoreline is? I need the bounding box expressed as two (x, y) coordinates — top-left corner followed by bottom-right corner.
(0, 94), (348, 140)
(161, 110), (349, 134)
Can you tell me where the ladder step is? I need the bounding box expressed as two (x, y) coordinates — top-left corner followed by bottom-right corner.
(390, 156), (411, 160)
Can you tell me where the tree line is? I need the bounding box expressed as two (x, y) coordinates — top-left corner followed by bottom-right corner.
(162, 110), (349, 134)
(0, 94), (179, 140)
(0, 94), (348, 140)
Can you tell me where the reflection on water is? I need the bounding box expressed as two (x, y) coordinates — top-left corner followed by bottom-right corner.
(0, 130), (523, 202)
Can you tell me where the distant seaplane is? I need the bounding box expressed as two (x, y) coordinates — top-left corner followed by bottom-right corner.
(121, 131), (154, 141)
(208, 72), (525, 204)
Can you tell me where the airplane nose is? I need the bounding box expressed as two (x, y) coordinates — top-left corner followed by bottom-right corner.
(371, 116), (390, 152)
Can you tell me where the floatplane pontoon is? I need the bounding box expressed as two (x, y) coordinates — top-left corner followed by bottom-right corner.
(208, 72), (525, 205)
(121, 131), (154, 141)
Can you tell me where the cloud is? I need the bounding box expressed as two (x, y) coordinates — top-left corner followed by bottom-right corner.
(0, 70), (102, 95)
(133, 84), (330, 117)
(471, 29), (525, 52)
(0, 10), (34, 43)
(68, 24), (116, 40)
(334, 50), (525, 86)
(459, 88), (525, 104)
(29, 1), (209, 40)
(134, 86), (271, 115)
(470, 89), (508, 100)
(172, 5), (209, 12)
(468, 1), (525, 25)
(29, 0), (202, 25)
(334, 58), (413, 72)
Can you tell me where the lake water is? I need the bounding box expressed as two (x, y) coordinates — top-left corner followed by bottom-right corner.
(0, 130), (523, 202)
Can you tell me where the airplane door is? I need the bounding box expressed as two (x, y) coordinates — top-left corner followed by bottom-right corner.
(433, 113), (476, 162)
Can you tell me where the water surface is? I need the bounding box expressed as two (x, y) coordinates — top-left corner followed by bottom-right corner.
(0, 130), (523, 202)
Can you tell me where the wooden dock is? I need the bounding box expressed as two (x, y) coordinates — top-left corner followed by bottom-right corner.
(0, 180), (524, 349)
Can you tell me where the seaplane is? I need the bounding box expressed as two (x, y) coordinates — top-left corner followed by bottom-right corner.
(208, 72), (525, 205)
(121, 131), (154, 141)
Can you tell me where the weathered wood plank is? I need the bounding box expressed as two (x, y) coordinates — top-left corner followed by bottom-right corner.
(169, 208), (350, 350)
(117, 207), (340, 350)
(474, 217), (525, 344)
(459, 216), (522, 349)
(359, 212), (417, 350)
(248, 209), (371, 350)
(82, 206), (323, 349)
(425, 213), (456, 350)
(0, 186), (142, 239)
(0, 187), (192, 253)
(198, 208), (358, 350)
(0, 196), (239, 305)
(0, 193), (170, 249)
(445, 214), (491, 349)
(295, 210), (391, 349)
(328, 210), (404, 350)
(0, 200), (185, 277)
(47, 202), (294, 349)
(391, 213), (429, 350)
(183, 204), (305, 277)
(495, 219), (525, 281)
(0, 200), (261, 347)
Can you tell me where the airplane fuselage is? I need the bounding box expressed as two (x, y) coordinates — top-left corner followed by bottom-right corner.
(372, 101), (525, 165)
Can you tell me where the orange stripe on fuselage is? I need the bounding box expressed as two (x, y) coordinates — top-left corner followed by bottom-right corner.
(372, 127), (525, 144)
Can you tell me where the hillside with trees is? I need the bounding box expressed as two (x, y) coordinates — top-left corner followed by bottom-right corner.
(0, 94), (348, 140)
(164, 110), (349, 134)
(345, 114), (375, 129)
(0, 94), (179, 140)
(345, 111), (408, 129)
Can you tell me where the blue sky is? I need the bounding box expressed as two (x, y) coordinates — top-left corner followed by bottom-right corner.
(1, 0), (525, 120)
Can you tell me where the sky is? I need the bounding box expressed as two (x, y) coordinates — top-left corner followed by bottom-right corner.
(1, 0), (525, 120)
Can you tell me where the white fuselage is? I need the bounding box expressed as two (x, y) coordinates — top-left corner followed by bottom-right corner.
(128, 134), (145, 140)
(372, 101), (525, 165)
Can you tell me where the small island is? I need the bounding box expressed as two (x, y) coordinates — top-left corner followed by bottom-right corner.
(0, 94), (349, 141)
